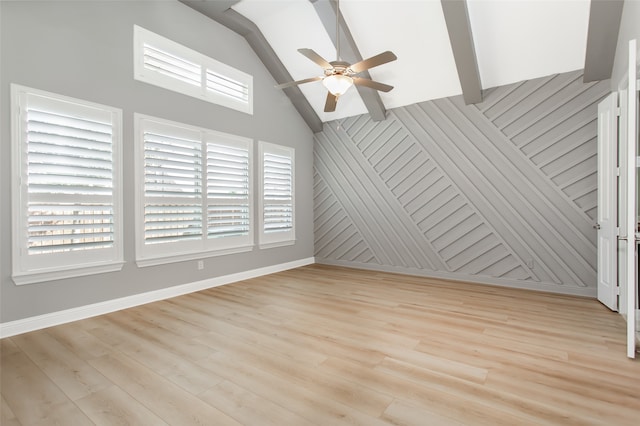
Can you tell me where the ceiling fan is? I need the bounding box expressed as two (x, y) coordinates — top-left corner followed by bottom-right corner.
(275, 0), (397, 113)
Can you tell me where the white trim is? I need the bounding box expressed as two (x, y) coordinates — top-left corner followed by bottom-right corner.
(12, 261), (125, 285)
(136, 244), (254, 268)
(316, 258), (597, 298)
(260, 239), (296, 250)
(0, 257), (315, 338)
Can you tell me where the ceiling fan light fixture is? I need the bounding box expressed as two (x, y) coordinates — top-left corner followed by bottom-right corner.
(275, 0), (396, 112)
(322, 74), (353, 96)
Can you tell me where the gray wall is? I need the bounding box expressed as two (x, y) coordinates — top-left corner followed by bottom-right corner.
(610, 0), (640, 91)
(314, 70), (609, 296)
(0, 1), (314, 323)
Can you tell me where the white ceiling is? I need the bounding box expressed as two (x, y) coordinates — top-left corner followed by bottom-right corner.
(233, 0), (591, 122)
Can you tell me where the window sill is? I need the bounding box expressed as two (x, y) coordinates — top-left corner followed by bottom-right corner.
(136, 244), (254, 268)
(13, 261), (125, 285)
(259, 239), (296, 250)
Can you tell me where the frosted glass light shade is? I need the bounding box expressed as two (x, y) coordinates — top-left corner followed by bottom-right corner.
(322, 74), (353, 96)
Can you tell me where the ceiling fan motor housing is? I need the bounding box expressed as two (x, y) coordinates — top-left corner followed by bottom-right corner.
(326, 61), (352, 76)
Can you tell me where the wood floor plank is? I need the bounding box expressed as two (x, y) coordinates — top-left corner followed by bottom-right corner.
(75, 385), (169, 426)
(376, 356), (596, 425)
(88, 352), (241, 426)
(27, 400), (94, 426)
(382, 399), (467, 426)
(208, 307), (387, 367)
(1, 264), (639, 425)
(45, 322), (113, 361)
(163, 354), (226, 396)
(0, 337), (21, 359)
(199, 380), (317, 426)
(414, 326), (571, 367)
(87, 316), (201, 376)
(130, 301), (211, 338)
(1, 395), (21, 426)
(200, 330), (394, 418)
(484, 369), (640, 424)
(321, 356), (533, 426)
(114, 308), (217, 362)
(203, 351), (393, 426)
(194, 316), (328, 366)
(1, 350), (92, 425)
(12, 330), (111, 401)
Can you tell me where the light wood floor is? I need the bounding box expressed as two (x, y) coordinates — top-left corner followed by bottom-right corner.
(2, 264), (639, 425)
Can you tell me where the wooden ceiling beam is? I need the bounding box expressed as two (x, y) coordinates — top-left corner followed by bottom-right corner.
(441, 0), (482, 104)
(583, 0), (624, 82)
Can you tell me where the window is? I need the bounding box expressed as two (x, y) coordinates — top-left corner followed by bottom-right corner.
(133, 25), (253, 114)
(135, 114), (253, 266)
(11, 85), (124, 284)
(259, 141), (295, 248)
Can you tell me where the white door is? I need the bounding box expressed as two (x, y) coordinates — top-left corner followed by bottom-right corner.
(618, 88), (629, 318)
(623, 39), (638, 358)
(597, 92), (618, 311)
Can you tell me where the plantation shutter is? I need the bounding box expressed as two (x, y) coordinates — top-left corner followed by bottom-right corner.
(135, 115), (253, 264)
(263, 151), (293, 233)
(259, 142), (294, 248)
(25, 94), (115, 255)
(142, 43), (201, 87)
(206, 142), (250, 238)
(134, 26), (253, 115)
(206, 70), (250, 103)
(12, 85), (123, 284)
(142, 124), (203, 245)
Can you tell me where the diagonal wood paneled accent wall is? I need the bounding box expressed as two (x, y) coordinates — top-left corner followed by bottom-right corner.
(313, 70), (610, 296)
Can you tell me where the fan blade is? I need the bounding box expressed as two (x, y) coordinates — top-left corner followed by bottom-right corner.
(298, 48), (333, 69)
(349, 51), (397, 73)
(353, 77), (394, 92)
(324, 92), (338, 112)
(275, 76), (322, 89)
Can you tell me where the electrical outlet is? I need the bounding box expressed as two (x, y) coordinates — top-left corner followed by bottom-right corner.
(197, 260), (204, 270)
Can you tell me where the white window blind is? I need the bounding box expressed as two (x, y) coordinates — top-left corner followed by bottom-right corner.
(11, 85), (124, 284)
(143, 44), (201, 88)
(134, 25), (253, 114)
(206, 142), (250, 239)
(135, 115), (253, 266)
(206, 70), (249, 103)
(259, 142), (295, 248)
(142, 126), (203, 245)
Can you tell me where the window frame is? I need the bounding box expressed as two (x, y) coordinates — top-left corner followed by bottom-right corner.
(258, 141), (295, 249)
(11, 84), (124, 285)
(133, 25), (253, 115)
(134, 113), (254, 267)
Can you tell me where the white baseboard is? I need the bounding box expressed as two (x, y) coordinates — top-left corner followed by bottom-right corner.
(316, 258), (597, 298)
(0, 257), (315, 338)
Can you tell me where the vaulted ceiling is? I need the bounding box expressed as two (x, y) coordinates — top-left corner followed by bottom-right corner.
(181, 0), (623, 132)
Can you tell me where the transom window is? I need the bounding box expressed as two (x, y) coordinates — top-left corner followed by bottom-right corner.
(134, 25), (253, 114)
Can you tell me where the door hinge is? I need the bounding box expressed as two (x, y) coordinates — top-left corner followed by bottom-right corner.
(616, 167), (620, 176)
(615, 107), (621, 116)
(616, 227), (620, 236)
(616, 286), (620, 295)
